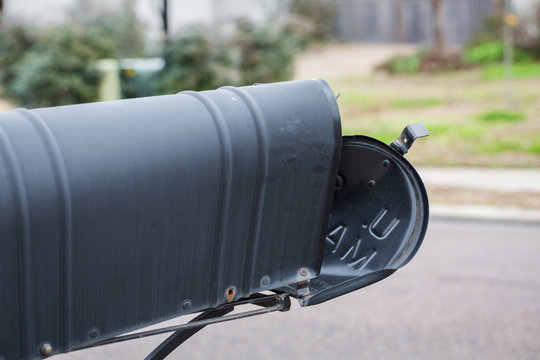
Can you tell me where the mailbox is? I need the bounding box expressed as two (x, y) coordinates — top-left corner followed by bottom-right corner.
(0, 79), (428, 359)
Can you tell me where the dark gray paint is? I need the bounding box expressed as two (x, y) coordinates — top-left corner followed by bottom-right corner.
(0, 79), (342, 359)
(299, 136), (429, 306)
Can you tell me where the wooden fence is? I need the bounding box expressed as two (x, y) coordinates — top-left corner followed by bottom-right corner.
(336, 0), (494, 48)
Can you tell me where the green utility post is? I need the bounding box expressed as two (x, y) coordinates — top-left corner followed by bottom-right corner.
(96, 59), (122, 102)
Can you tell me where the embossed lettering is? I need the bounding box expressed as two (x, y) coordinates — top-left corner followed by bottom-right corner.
(369, 208), (399, 240)
(326, 225), (347, 253)
(326, 226), (378, 270)
(339, 237), (377, 270)
(348, 248), (377, 270)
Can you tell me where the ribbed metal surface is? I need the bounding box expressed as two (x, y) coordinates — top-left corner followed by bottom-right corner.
(0, 79), (341, 359)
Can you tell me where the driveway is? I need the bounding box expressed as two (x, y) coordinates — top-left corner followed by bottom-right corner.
(294, 43), (417, 80)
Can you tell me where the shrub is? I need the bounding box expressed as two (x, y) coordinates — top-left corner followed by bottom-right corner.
(154, 20), (299, 93)
(289, 0), (337, 42)
(379, 51), (468, 74)
(233, 20), (297, 85)
(9, 26), (115, 107)
(420, 52), (469, 72)
(2, 15), (299, 104)
(11, 51), (100, 107)
(69, 0), (146, 59)
(469, 4), (540, 62)
(154, 29), (231, 94)
(465, 42), (533, 64)
(465, 42), (504, 64)
(468, 14), (504, 47)
(0, 21), (37, 97)
(0, 4), (147, 107)
(389, 54), (421, 74)
(281, 14), (316, 50)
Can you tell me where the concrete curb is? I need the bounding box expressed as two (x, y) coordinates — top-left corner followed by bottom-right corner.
(417, 167), (540, 193)
(417, 167), (540, 223)
(429, 203), (540, 224)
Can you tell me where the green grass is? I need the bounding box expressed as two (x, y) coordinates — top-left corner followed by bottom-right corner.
(530, 142), (540, 154)
(334, 67), (540, 167)
(392, 97), (443, 108)
(477, 139), (540, 154)
(455, 124), (485, 140)
(482, 63), (540, 80)
(339, 93), (443, 110)
(477, 110), (526, 123)
(339, 93), (378, 110)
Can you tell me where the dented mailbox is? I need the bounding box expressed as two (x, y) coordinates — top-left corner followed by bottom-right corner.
(0, 79), (428, 359)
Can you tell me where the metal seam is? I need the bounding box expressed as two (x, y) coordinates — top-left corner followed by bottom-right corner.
(0, 125), (34, 357)
(15, 109), (74, 349)
(180, 92), (233, 302)
(221, 87), (268, 290)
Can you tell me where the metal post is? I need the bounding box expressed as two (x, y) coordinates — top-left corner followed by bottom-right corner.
(161, 0), (169, 40)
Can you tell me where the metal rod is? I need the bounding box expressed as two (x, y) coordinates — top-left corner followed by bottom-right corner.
(145, 307), (234, 360)
(93, 304), (281, 346)
(74, 294), (289, 350)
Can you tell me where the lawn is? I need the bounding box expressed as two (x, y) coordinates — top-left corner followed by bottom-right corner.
(325, 65), (540, 167)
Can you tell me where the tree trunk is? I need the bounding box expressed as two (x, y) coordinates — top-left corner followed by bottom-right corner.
(492, 0), (503, 14)
(396, 0), (406, 43)
(431, 0), (445, 54)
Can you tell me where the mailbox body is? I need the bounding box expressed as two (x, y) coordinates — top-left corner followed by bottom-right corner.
(0, 80), (341, 359)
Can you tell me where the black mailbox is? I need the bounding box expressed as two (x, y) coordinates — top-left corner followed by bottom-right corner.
(0, 79), (428, 359)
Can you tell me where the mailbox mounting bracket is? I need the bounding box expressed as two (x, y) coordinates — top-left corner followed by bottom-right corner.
(72, 293), (291, 360)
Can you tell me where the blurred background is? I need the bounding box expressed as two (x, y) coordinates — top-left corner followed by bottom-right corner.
(1, 0), (540, 359)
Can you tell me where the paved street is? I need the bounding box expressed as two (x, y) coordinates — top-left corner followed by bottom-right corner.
(58, 218), (540, 360)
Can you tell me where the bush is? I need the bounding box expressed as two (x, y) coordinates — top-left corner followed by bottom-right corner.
(389, 54), (421, 74)
(0, 4), (146, 107)
(233, 20), (297, 85)
(154, 21), (298, 93)
(9, 26), (115, 107)
(11, 51), (100, 108)
(465, 42), (533, 65)
(0, 21), (37, 97)
(290, 0), (337, 42)
(69, 0), (146, 59)
(281, 14), (316, 50)
(2, 15), (299, 105)
(379, 51), (469, 74)
(420, 52), (469, 72)
(154, 29), (231, 94)
(468, 14), (504, 47)
(468, 4), (540, 62)
(465, 42), (504, 64)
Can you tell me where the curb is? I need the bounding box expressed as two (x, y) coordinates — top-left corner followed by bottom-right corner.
(429, 203), (540, 224)
(417, 167), (540, 193)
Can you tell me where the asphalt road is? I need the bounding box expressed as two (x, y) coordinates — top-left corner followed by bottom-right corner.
(58, 218), (540, 360)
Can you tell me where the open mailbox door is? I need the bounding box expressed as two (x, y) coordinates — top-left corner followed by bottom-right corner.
(0, 79), (428, 360)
